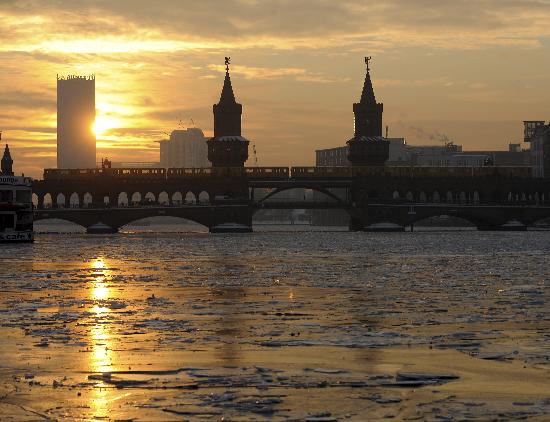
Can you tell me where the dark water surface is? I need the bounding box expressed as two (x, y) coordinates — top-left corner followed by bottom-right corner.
(1, 227), (550, 420)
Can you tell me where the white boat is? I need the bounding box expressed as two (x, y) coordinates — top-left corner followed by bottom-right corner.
(0, 142), (34, 243)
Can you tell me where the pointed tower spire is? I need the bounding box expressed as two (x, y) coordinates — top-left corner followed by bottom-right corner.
(1, 143), (14, 176)
(359, 56), (376, 105)
(219, 57), (237, 105)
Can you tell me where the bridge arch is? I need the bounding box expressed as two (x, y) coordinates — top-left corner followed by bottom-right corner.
(198, 191), (209, 204)
(144, 192), (155, 204)
(83, 192), (93, 208)
(408, 210), (490, 229)
(118, 192), (129, 207)
(33, 215), (87, 230)
(120, 215), (209, 232)
(56, 193), (66, 208)
(43, 193), (53, 208)
(419, 191), (427, 203)
(172, 191), (183, 205)
(131, 192), (142, 206)
(158, 191), (169, 206)
(256, 186), (344, 206)
(185, 191), (196, 205)
(528, 214), (550, 227)
(410, 214), (477, 228)
(69, 192), (79, 208)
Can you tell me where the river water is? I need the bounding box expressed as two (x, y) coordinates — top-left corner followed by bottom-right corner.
(1, 225), (550, 421)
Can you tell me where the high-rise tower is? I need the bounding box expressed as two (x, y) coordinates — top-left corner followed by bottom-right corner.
(57, 75), (96, 169)
(207, 58), (249, 167)
(347, 57), (389, 166)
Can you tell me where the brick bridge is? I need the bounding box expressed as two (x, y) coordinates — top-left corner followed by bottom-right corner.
(32, 166), (550, 233)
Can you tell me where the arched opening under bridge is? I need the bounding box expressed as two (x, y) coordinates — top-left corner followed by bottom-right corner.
(253, 187), (349, 227)
(410, 214), (477, 231)
(120, 216), (209, 233)
(33, 218), (86, 233)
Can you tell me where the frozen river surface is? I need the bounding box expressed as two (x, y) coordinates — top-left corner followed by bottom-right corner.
(1, 226), (550, 421)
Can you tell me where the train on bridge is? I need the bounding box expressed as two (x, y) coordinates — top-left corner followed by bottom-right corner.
(42, 165), (532, 181)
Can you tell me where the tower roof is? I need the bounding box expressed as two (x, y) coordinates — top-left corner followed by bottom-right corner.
(359, 68), (376, 105)
(2, 144), (11, 161)
(218, 59), (237, 105)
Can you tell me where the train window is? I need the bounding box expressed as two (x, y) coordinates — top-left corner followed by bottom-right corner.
(0, 190), (13, 202)
(16, 212), (32, 231)
(16, 190), (31, 203)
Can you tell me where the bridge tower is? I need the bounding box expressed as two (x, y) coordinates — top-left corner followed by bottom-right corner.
(347, 57), (389, 166)
(207, 57), (250, 167)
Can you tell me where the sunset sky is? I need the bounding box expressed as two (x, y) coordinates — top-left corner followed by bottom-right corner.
(1, 0), (549, 177)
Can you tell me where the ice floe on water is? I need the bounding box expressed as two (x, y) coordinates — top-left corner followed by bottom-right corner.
(1, 230), (550, 419)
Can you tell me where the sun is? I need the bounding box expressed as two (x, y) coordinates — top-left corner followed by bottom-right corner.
(92, 116), (115, 137)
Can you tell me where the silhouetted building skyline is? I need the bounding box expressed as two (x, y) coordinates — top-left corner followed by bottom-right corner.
(57, 75), (96, 169)
(158, 128), (209, 168)
(317, 140), (529, 168)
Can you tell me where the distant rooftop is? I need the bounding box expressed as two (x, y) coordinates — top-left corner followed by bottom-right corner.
(57, 74), (95, 81)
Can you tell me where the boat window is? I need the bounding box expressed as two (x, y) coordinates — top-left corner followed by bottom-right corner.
(16, 190), (31, 203)
(0, 214), (15, 232)
(16, 212), (32, 231)
(0, 190), (14, 203)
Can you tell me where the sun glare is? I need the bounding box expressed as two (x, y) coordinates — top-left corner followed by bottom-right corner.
(93, 116), (116, 137)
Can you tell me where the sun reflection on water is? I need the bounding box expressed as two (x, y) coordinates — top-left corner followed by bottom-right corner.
(92, 258), (106, 270)
(93, 284), (109, 301)
(88, 257), (114, 418)
(90, 258), (111, 301)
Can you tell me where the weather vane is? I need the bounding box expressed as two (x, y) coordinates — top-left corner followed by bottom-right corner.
(365, 56), (372, 72)
(225, 57), (231, 72)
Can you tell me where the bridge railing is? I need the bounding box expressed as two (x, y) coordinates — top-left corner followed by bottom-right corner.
(291, 167), (352, 178)
(42, 165), (533, 182)
(168, 167), (213, 177)
(290, 166), (533, 179)
(245, 167), (289, 179)
(44, 167), (167, 180)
